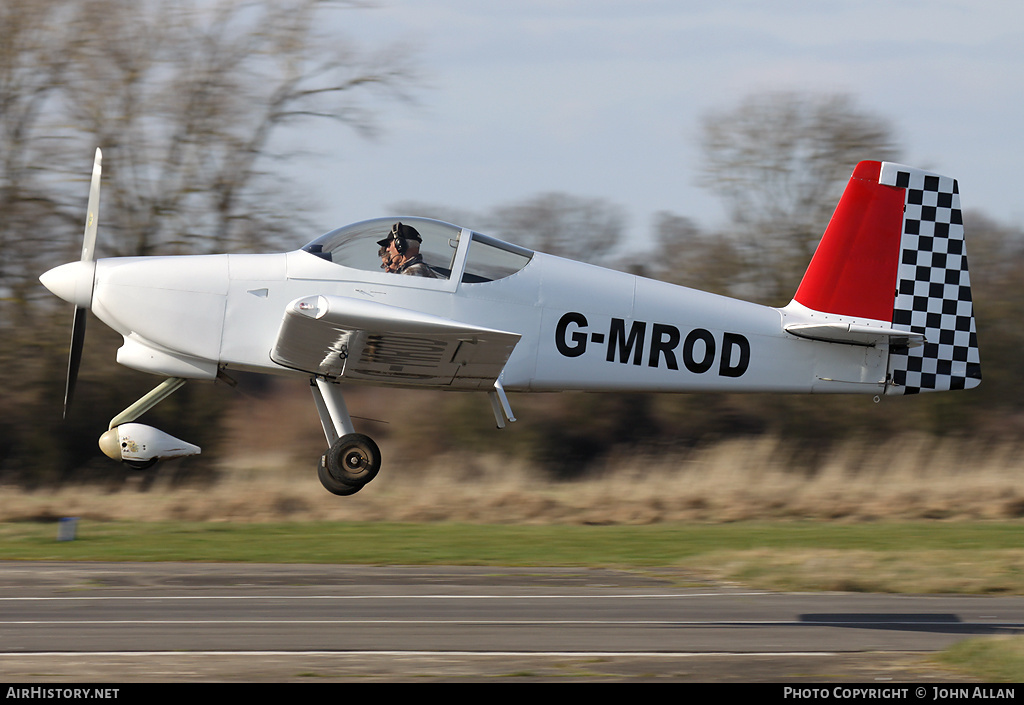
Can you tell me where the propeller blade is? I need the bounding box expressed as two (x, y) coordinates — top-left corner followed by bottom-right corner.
(81, 148), (102, 262)
(62, 148), (102, 418)
(63, 305), (88, 419)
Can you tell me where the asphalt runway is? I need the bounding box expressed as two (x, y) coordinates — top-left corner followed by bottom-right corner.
(1, 562), (1021, 682)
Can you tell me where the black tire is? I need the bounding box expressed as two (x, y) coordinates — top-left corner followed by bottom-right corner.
(317, 457), (363, 496)
(124, 458), (158, 470)
(321, 433), (381, 493)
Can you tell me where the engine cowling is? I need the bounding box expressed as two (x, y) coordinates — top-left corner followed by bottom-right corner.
(98, 423), (201, 467)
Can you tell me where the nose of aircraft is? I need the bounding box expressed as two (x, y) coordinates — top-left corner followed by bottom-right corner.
(40, 260), (96, 308)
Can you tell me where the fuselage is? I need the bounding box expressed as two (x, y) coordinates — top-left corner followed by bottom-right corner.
(58, 243), (887, 396)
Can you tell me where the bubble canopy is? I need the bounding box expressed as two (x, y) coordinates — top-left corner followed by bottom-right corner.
(302, 217), (533, 283)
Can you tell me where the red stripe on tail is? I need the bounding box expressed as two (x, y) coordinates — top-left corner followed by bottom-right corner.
(793, 161), (906, 322)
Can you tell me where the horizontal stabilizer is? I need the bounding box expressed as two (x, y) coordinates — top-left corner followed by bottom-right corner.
(784, 322), (924, 348)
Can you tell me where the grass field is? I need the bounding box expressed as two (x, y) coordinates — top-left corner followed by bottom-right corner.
(3, 519), (1024, 593)
(4, 428), (1024, 681)
(4, 430), (1024, 590)
(7, 433), (1024, 524)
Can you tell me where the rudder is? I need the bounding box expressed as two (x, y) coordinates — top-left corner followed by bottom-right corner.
(882, 162), (980, 394)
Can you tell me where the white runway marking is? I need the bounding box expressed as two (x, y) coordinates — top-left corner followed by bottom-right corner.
(0, 650), (843, 658)
(0, 591), (770, 601)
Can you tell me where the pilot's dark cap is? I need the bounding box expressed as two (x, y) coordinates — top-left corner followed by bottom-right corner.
(376, 222), (422, 247)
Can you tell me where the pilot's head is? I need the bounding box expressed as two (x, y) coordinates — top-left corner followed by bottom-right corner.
(376, 222), (422, 259)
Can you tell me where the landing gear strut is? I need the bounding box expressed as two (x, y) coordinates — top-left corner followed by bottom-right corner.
(310, 378), (381, 496)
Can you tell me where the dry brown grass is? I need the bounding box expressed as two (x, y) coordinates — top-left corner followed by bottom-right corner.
(2, 433), (1023, 524)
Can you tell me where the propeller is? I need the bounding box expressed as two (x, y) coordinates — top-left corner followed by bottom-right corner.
(61, 148), (103, 418)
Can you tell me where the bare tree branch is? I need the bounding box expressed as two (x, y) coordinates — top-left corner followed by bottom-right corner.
(697, 91), (901, 303)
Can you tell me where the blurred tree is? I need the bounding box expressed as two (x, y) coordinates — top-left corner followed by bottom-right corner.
(388, 192), (627, 265)
(647, 212), (747, 297)
(945, 212), (1024, 432)
(485, 192), (626, 264)
(0, 0), (79, 311)
(61, 0), (415, 257)
(0, 0), (418, 483)
(697, 91), (901, 304)
(386, 201), (486, 232)
(0, 0), (86, 483)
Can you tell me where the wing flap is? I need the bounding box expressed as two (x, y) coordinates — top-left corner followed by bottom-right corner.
(271, 295), (520, 389)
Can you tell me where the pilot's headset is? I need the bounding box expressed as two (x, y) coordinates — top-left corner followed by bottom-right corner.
(391, 222), (408, 255)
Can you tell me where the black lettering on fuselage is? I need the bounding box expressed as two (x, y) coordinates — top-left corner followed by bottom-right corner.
(720, 332), (751, 378)
(608, 318), (646, 365)
(554, 312), (750, 378)
(682, 328), (715, 373)
(649, 323), (680, 370)
(555, 311), (588, 357)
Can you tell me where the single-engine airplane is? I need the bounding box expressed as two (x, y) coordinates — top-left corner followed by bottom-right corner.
(40, 150), (981, 495)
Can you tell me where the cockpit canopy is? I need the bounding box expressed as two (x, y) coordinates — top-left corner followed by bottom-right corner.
(302, 217), (533, 283)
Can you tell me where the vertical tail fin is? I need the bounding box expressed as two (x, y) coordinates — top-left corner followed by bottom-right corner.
(790, 160), (981, 394)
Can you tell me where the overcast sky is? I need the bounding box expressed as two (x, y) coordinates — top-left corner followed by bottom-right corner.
(291, 0), (1024, 249)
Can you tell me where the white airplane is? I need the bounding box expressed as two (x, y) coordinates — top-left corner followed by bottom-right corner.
(40, 150), (981, 495)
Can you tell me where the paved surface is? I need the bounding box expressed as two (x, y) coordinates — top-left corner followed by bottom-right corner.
(1, 562), (1020, 682)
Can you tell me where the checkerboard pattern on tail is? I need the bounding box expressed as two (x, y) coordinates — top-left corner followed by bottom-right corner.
(880, 163), (981, 394)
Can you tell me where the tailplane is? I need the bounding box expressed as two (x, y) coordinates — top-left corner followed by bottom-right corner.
(785, 160), (981, 395)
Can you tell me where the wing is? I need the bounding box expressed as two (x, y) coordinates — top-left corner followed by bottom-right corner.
(271, 295), (521, 389)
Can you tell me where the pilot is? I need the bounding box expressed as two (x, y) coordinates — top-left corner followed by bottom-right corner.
(378, 245), (398, 273)
(376, 222), (438, 278)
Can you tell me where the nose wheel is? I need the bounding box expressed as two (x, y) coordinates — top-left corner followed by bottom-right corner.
(318, 433), (381, 496)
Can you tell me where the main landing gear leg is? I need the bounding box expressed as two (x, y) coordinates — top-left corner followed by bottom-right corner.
(310, 378), (381, 496)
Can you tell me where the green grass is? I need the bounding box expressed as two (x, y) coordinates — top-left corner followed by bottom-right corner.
(935, 637), (1024, 683)
(2, 519), (1023, 569)
(4, 520), (1024, 598)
